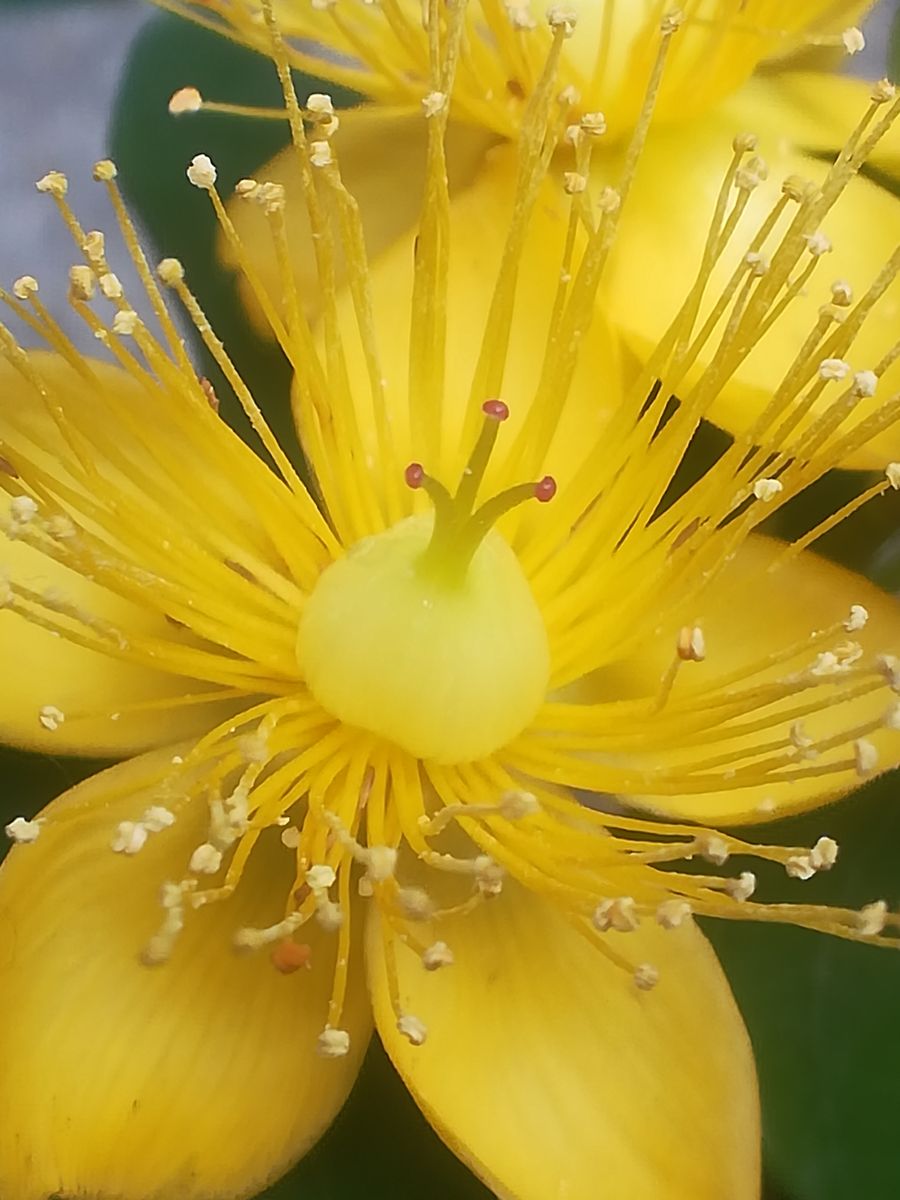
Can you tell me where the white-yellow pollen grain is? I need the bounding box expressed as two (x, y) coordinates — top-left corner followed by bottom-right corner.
(189, 842), (223, 874)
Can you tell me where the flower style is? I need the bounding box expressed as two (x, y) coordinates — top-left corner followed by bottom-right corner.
(163, 0), (900, 465)
(1, 7), (900, 1200)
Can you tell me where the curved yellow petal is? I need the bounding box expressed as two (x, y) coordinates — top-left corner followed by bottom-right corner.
(222, 105), (496, 339)
(0, 747), (371, 1200)
(368, 883), (759, 1200)
(610, 536), (900, 823)
(601, 75), (900, 469)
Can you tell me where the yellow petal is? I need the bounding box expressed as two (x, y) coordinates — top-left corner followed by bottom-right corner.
(612, 535), (900, 823)
(222, 105), (496, 338)
(368, 883), (759, 1200)
(0, 748), (371, 1200)
(601, 75), (900, 469)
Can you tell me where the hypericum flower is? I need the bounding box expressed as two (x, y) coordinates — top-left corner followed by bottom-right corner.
(164, 0), (900, 465)
(1, 9), (900, 1200)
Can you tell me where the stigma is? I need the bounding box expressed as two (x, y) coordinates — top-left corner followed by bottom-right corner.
(298, 401), (554, 763)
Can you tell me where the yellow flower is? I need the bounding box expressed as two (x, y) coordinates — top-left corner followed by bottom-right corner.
(1, 10), (900, 1200)
(169, 0), (900, 466)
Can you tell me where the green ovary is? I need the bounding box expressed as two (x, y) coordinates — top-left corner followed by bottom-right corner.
(298, 514), (550, 763)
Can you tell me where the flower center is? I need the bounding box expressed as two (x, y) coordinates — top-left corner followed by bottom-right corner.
(298, 402), (555, 763)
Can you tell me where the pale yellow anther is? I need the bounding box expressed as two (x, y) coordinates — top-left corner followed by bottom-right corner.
(474, 855), (505, 897)
(68, 264), (95, 301)
(853, 371), (878, 398)
(557, 84), (580, 108)
(169, 86), (203, 115)
(633, 963), (660, 991)
(10, 496), (38, 524)
(5, 816), (41, 844)
(745, 251), (768, 277)
(234, 178), (260, 199)
(254, 181), (286, 214)
(35, 170), (68, 197)
(809, 650), (841, 677)
(656, 899), (692, 929)
(885, 465), (900, 492)
(660, 10), (684, 34)
(422, 941), (454, 971)
(306, 863), (337, 891)
(12, 275), (38, 301)
(309, 140), (333, 168)
(676, 624), (705, 662)
(841, 27), (865, 55)
(142, 806), (176, 833)
(696, 834), (729, 866)
(47, 514), (76, 540)
(306, 92), (334, 116)
(725, 872), (756, 902)
(38, 703), (64, 732)
(884, 702), (900, 730)
(157, 257), (185, 286)
(397, 1014), (428, 1046)
(396, 886), (435, 921)
(98, 273), (123, 301)
(280, 826), (301, 849)
(365, 844), (398, 883)
(819, 357), (851, 382)
(421, 91), (447, 118)
(505, 1), (537, 30)
(804, 231), (832, 257)
(732, 132), (758, 154)
(315, 898), (344, 932)
(735, 156), (767, 191)
(499, 789), (539, 820)
(357, 876), (374, 898)
(563, 172), (587, 195)
(82, 230), (105, 263)
(186, 154), (217, 189)
(234, 912), (305, 951)
(831, 279), (853, 306)
(877, 653), (900, 689)
(786, 854), (816, 881)
(856, 900), (887, 936)
(112, 309), (139, 337)
(844, 604), (869, 633)
(810, 836), (838, 872)
(753, 478), (782, 502)
(189, 842), (223, 875)
(547, 6), (577, 36)
(592, 896), (639, 933)
(597, 186), (621, 215)
(111, 820), (149, 856)
(564, 124), (583, 147)
(854, 738), (879, 777)
(872, 79), (897, 104)
(317, 1027), (351, 1058)
(581, 111), (606, 137)
(92, 159), (117, 182)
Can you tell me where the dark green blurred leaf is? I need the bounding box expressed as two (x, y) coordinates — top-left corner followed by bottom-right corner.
(708, 779), (900, 1200)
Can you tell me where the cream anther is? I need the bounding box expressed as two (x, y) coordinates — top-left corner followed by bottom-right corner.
(142, 881), (191, 965)
(365, 844), (398, 883)
(315, 899), (344, 932)
(421, 91), (447, 118)
(358, 876), (374, 898)
(785, 854), (815, 881)
(309, 140), (333, 168)
(854, 738), (878, 777)
(831, 279), (853, 306)
(810, 837), (838, 872)
(809, 650), (841, 677)
(475, 855), (505, 897)
(83, 230), (105, 263)
(782, 175), (816, 203)
(169, 86), (203, 115)
(5, 816), (41, 844)
(790, 721), (816, 759)
(92, 159), (117, 182)
(397, 1014), (428, 1046)
(844, 604), (869, 632)
(563, 172), (587, 195)
(396, 886), (435, 921)
(68, 264), (95, 301)
(732, 131), (758, 153)
(157, 257), (185, 286)
(856, 900), (887, 936)
(38, 704), (65, 732)
(557, 84), (580, 108)
(852, 371), (878, 398)
(660, 10), (684, 34)
(753, 478), (782, 502)
(505, 1), (536, 29)
(111, 820), (149, 856)
(187, 154), (217, 189)
(676, 624), (705, 662)
(633, 963), (659, 991)
(564, 124), (583, 148)
(12, 275), (38, 301)
(306, 92), (334, 116)
(885, 465), (900, 491)
(872, 79), (896, 104)
(656, 899), (691, 928)
(547, 6), (577, 36)
(581, 111), (606, 137)
(735, 158), (767, 191)
(725, 872), (756, 902)
(745, 252), (768, 277)
(592, 896), (639, 933)
(189, 842), (223, 875)
(35, 171), (68, 197)
(306, 863), (337, 891)
(112, 310), (139, 337)
(696, 834), (729, 866)
(877, 654), (900, 689)
(234, 178), (259, 199)
(499, 789), (539, 819)
(804, 231), (831, 257)
(281, 826), (301, 849)
(317, 1027), (351, 1058)
(818, 357), (851, 382)
(841, 27), (865, 55)
(10, 495), (38, 524)
(98, 273), (123, 301)
(422, 941), (454, 971)
(142, 806), (176, 832)
(597, 186), (621, 214)
(884, 702), (900, 730)
(234, 912), (305, 951)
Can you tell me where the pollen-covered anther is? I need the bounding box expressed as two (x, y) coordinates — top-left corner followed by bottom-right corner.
(35, 170), (68, 197)
(306, 92), (334, 118)
(634, 963), (660, 991)
(676, 624), (705, 663)
(592, 896), (639, 933)
(397, 1014), (428, 1046)
(831, 279), (853, 306)
(804, 231), (832, 257)
(395, 886), (436, 921)
(872, 79), (897, 104)
(474, 855), (505, 897)
(563, 172), (587, 195)
(309, 140), (333, 168)
(753, 477), (782, 502)
(557, 84), (580, 110)
(317, 1027), (351, 1058)
(10, 495), (38, 525)
(68, 264), (95, 301)
(810, 836), (839, 872)
(656, 899), (692, 929)
(660, 9), (684, 34)
(142, 881), (192, 966)
(856, 900), (887, 937)
(112, 309), (139, 337)
(157, 257), (185, 287)
(12, 275), (38, 301)
(785, 854), (816, 881)
(505, 2), (537, 30)
(735, 155), (768, 192)
(696, 834), (729, 866)
(315, 898), (344, 932)
(725, 872), (756, 902)
(854, 738), (879, 777)
(38, 703), (65, 732)
(745, 251), (768, 277)
(111, 820), (149, 856)
(499, 789), (540, 819)
(306, 863), (337, 892)
(82, 230), (105, 264)
(188, 842), (223, 875)
(546, 6), (577, 36)
(92, 159), (117, 183)
(421, 91), (447, 118)
(877, 653), (900, 690)
(422, 941), (454, 971)
(883, 702), (900, 730)
(98, 273), (123, 301)
(790, 720), (817, 759)
(364, 844), (398, 883)
(142, 806), (176, 832)
(732, 132), (758, 154)
(853, 371), (878, 398)
(844, 604), (869, 633)
(186, 154), (217, 189)
(233, 912), (305, 952)
(4, 816), (41, 844)
(819, 357), (851, 383)
(169, 86), (203, 115)
(841, 27), (865, 55)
